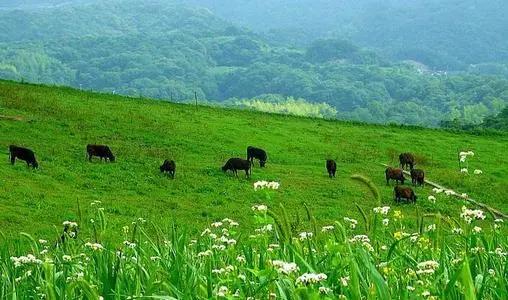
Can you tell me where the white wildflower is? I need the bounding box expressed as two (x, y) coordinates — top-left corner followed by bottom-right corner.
(197, 250), (213, 257)
(84, 242), (104, 251)
(254, 181), (280, 190)
(212, 244), (226, 251)
(271, 260), (299, 275)
(296, 273), (327, 285)
(445, 190), (456, 196)
(298, 232), (313, 241)
(321, 225), (335, 232)
(472, 226), (482, 234)
(494, 247), (507, 257)
(373, 206), (390, 215)
(123, 241), (137, 248)
(62, 221), (78, 228)
(426, 224), (436, 232)
(251, 204), (268, 212)
(211, 222), (223, 228)
(416, 260), (439, 276)
(452, 227), (463, 235)
(460, 206), (486, 223)
(10, 254), (42, 267)
(343, 217), (358, 229)
(217, 286), (229, 297)
(340, 276), (350, 286)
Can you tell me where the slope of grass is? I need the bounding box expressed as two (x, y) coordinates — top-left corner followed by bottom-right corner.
(0, 80), (507, 241)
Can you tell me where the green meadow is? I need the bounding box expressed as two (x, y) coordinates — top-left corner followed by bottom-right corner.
(0, 80), (507, 240)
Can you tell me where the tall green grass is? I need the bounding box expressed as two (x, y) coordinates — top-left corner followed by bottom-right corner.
(1, 188), (506, 299)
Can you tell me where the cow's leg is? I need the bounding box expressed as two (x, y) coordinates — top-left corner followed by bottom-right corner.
(88, 154), (92, 162)
(10, 155), (15, 165)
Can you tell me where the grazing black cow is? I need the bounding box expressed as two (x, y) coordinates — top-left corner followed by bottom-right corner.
(247, 146), (267, 167)
(410, 169), (425, 186)
(86, 144), (115, 162)
(160, 159), (176, 178)
(385, 167), (405, 185)
(222, 158), (251, 178)
(9, 145), (38, 168)
(399, 153), (415, 170)
(326, 159), (337, 178)
(394, 186), (417, 203)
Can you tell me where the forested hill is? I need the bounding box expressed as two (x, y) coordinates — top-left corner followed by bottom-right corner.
(0, 0), (507, 127)
(186, 0), (508, 72)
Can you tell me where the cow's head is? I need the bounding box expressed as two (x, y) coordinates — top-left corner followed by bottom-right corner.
(109, 155), (116, 162)
(260, 160), (266, 167)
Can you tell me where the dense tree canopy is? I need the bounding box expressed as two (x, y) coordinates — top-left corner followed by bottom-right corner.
(0, 0), (507, 127)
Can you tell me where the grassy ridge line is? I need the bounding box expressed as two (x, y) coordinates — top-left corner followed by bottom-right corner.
(0, 80), (507, 240)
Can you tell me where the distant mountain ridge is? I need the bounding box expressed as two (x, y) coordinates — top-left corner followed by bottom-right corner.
(185, 0), (508, 70)
(0, 0), (507, 127)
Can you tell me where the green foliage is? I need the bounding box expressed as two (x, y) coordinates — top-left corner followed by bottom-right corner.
(0, 1), (506, 127)
(231, 95), (338, 119)
(0, 198), (506, 298)
(442, 107), (508, 132)
(187, 0), (508, 70)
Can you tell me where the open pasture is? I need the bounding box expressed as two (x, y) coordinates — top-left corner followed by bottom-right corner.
(0, 80), (507, 240)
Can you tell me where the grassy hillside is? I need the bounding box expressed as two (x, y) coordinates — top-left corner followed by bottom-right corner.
(0, 80), (507, 241)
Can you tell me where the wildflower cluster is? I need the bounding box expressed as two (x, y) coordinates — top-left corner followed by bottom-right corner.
(271, 260), (299, 274)
(253, 181), (280, 190)
(373, 206), (390, 215)
(460, 206), (486, 223)
(1, 200), (506, 299)
(296, 273), (327, 285)
(10, 254), (42, 267)
(459, 151), (474, 162)
(416, 260), (439, 275)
